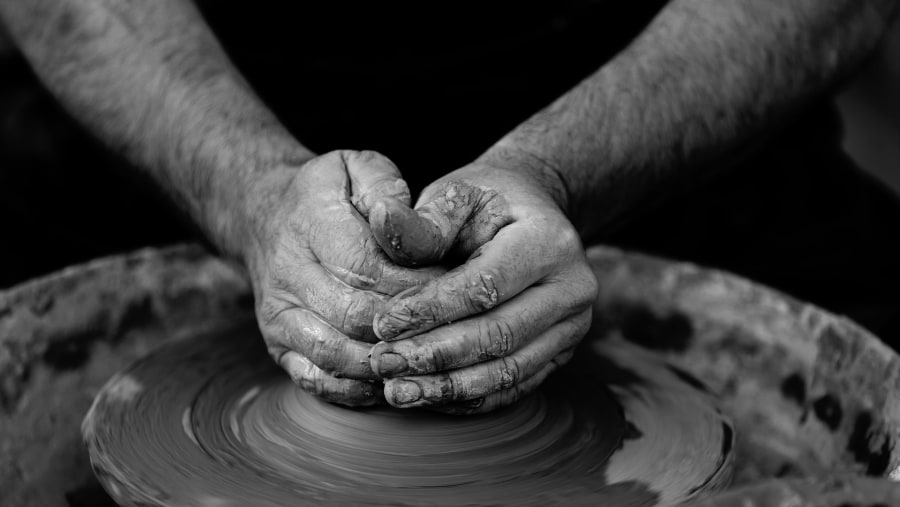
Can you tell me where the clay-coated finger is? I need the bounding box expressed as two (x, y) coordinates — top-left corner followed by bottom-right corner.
(369, 181), (510, 266)
(373, 218), (575, 341)
(267, 261), (387, 341)
(432, 349), (575, 415)
(276, 350), (383, 407)
(304, 151), (441, 295)
(344, 150), (411, 217)
(314, 218), (444, 297)
(382, 312), (589, 408)
(261, 307), (376, 379)
(370, 279), (594, 377)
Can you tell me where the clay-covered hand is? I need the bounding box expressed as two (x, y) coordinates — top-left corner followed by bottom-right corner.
(243, 151), (439, 407)
(367, 162), (598, 413)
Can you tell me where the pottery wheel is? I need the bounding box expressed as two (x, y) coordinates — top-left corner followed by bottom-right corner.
(82, 321), (735, 506)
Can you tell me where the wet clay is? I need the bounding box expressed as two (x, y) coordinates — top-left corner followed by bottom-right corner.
(82, 320), (732, 506)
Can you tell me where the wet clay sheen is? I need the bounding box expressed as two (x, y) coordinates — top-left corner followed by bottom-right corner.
(82, 322), (734, 506)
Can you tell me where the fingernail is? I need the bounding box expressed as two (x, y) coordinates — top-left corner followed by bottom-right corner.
(374, 311), (412, 341)
(373, 288), (428, 340)
(375, 352), (407, 377)
(387, 379), (422, 406)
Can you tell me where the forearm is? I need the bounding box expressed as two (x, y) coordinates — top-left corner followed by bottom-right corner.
(483, 0), (898, 240)
(0, 0), (313, 258)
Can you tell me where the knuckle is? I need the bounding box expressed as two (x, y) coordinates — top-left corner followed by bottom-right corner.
(439, 373), (461, 402)
(391, 338), (442, 374)
(337, 295), (373, 334)
(556, 224), (583, 253)
(576, 263), (600, 300)
(496, 356), (521, 390)
(427, 341), (448, 373)
(476, 318), (516, 359)
(307, 333), (346, 373)
(463, 270), (502, 313)
(396, 298), (441, 329)
(303, 374), (327, 397)
(313, 378), (338, 400)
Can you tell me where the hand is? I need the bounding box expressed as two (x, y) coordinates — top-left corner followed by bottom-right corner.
(367, 160), (598, 413)
(241, 150), (440, 406)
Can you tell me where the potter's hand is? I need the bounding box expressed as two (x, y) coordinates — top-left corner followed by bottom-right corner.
(367, 162), (598, 413)
(246, 151), (438, 407)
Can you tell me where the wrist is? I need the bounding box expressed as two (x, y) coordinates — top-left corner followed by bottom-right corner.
(477, 140), (573, 218)
(202, 145), (316, 265)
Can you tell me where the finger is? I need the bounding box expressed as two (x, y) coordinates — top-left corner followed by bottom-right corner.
(369, 181), (510, 266)
(370, 276), (595, 377)
(432, 349), (575, 415)
(344, 150), (411, 217)
(368, 195), (467, 267)
(267, 260), (387, 341)
(314, 221), (444, 296)
(382, 312), (589, 408)
(306, 151), (442, 295)
(373, 216), (581, 341)
(260, 306), (377, 379)
(276, 350), (383, 407)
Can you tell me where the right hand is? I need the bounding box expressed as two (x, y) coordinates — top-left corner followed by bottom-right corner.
(240, 150), (441, 406)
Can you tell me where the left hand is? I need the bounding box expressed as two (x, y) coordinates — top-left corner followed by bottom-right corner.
(367, 159), (598, 414)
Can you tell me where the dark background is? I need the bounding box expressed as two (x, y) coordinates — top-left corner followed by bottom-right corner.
(838, 22), (900, 196)
(1, 14), (899, 339)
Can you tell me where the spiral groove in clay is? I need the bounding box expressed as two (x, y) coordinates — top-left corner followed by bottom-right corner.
(83, 322), (733, 506)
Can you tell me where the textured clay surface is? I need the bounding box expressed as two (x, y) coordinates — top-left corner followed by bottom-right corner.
(82, 321), (733, 507)
(3, 244), (900, 506)
(0, 245), (252, 507)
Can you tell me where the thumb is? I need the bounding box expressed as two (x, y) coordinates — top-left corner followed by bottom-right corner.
(344, 150), (411, 218)
(369, 182), (494, 267)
